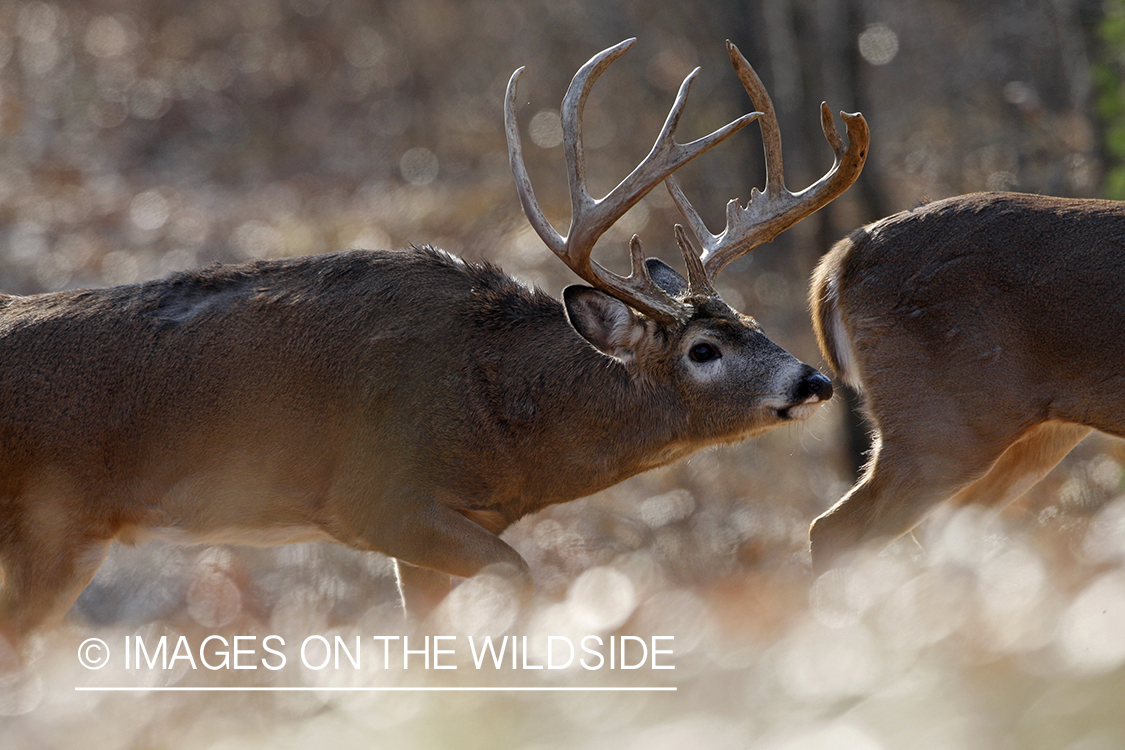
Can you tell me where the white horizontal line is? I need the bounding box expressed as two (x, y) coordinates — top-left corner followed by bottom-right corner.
(75, 686), (676, 692)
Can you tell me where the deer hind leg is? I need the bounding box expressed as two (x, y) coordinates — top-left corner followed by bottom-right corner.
(947, 421), (1091, 509)
(0, 534), (111, 655)
(809, 422), (1025, 574)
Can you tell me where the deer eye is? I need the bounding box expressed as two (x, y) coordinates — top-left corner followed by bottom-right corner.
(688, 342), (720, 363)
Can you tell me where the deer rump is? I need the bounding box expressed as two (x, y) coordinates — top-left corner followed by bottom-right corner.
(809, 191), (1125, 572)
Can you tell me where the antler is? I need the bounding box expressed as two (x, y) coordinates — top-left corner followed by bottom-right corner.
(667, 41), (870, 281)
(505, 39), (758, 325)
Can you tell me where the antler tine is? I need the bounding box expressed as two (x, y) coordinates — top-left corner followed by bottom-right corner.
(557, 38), (636, 255)
(505, 39), (759, 325)
(674, 224), (716, 298)
(667, 41), (870, 282)
(726, 41), (786, 197)
(505, 65), (565, 255)
(569, 63), (758, 255)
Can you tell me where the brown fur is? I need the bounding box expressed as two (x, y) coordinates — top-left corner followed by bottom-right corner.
(808, 192), (1125, 572)
(0, 245), (831, 641)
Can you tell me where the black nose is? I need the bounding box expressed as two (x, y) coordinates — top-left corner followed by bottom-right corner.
(794, 370), (833, 402)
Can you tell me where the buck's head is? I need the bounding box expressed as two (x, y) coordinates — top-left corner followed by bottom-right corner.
(506, 39), (866, 441)
(560, 232), (833, 443)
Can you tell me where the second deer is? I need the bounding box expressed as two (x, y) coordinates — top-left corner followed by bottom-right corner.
(809, 191), (1125, 572)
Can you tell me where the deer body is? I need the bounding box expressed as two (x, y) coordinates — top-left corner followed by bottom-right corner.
(809, 192), (1125, 571)
(0, 246), (829, 639)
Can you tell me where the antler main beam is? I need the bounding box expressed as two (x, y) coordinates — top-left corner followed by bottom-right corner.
(505, 39), (759, 324)
(667, 41), (870, 280)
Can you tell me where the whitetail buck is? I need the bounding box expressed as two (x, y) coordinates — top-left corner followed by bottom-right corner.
(0, 39), (866, 646)
(809, 191), (1125, 573)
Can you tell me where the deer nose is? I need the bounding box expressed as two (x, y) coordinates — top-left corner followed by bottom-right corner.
(794, 370), (833, 402)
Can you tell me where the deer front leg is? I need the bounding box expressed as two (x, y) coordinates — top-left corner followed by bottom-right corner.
(335, 494), (532, 620)
(393, 561), (452, 620)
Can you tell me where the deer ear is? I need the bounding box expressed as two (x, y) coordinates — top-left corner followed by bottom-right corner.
(563, 285), (645, 359)
(645, 258), (688, 297)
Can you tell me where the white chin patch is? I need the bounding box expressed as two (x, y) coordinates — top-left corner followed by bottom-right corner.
(763, 390), (828, 423)
(780, 401), (825, 422)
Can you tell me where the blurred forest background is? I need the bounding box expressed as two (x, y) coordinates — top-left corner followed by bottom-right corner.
(4, 0), (1125, 749)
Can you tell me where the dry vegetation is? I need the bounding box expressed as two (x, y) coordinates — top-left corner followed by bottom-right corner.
(1, 0), (1123, 748)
